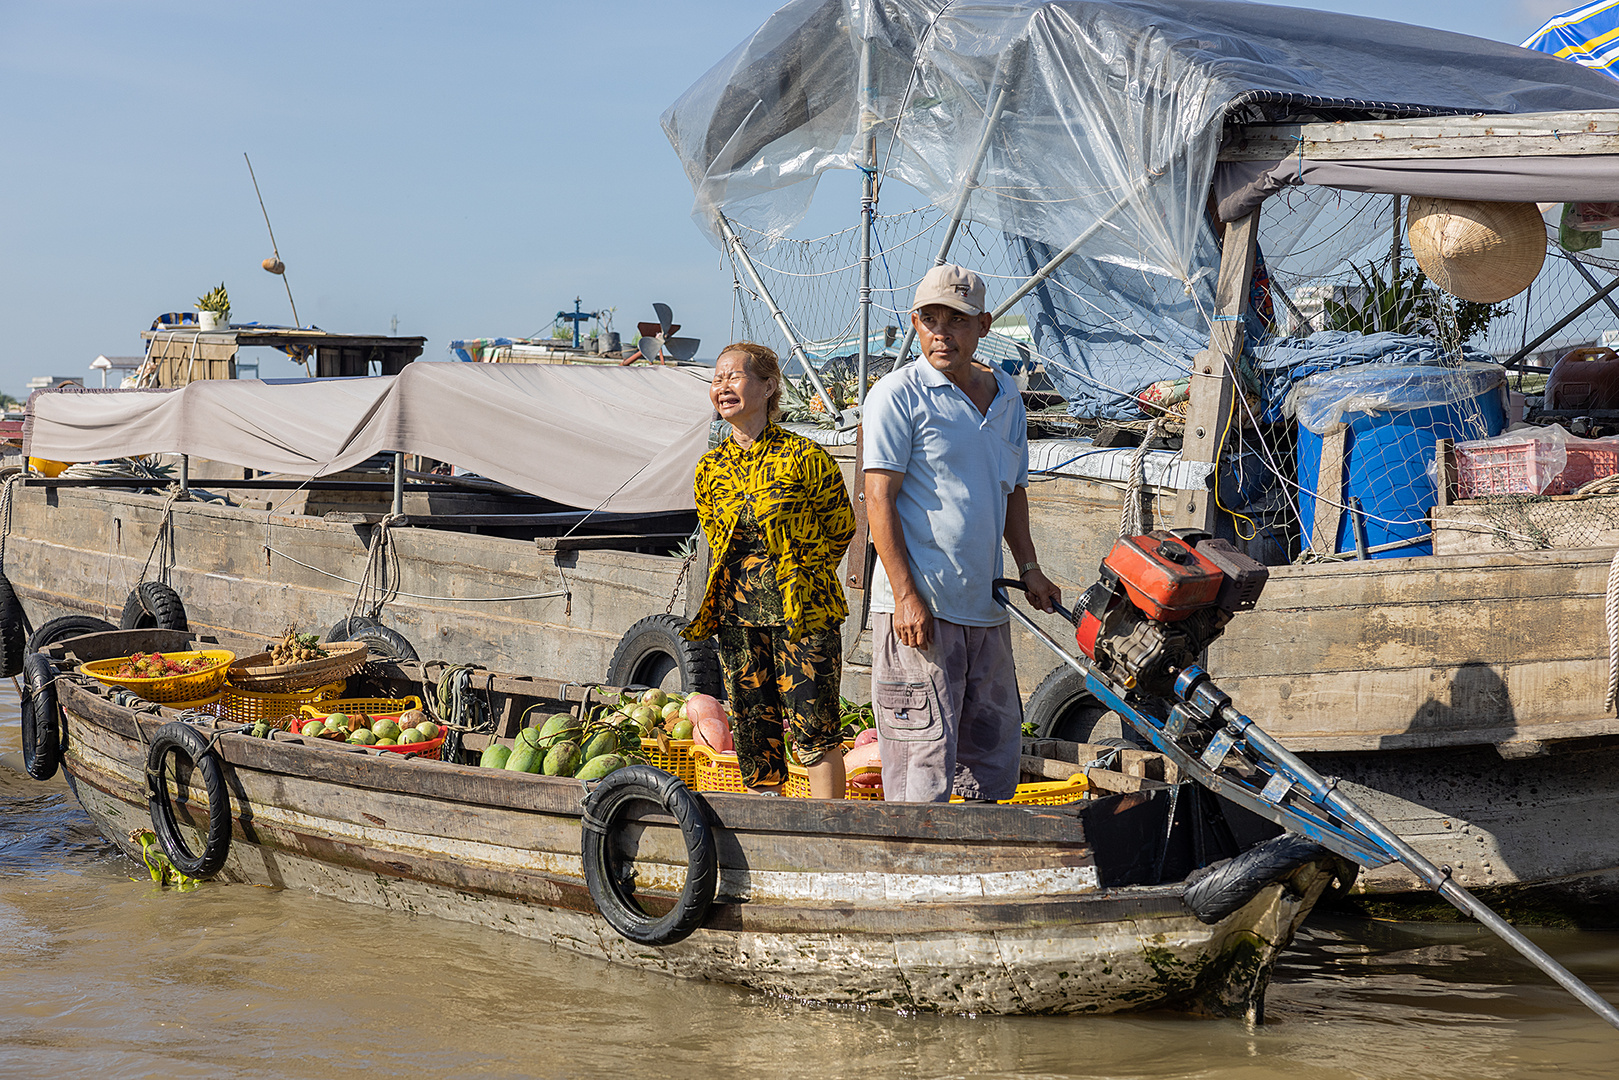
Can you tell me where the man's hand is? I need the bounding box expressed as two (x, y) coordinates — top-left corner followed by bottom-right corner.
(1021, 567), (1062, 614)
(893, 589), (935, 651)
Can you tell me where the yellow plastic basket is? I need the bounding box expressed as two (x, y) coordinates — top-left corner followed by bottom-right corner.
(164, 691), (224, 718)
(82, 650), (235, 703)
(636, 736), (698, 785)
(221, 680), (347, 728)
(692, 744), (884, 800)
(1004, 775), (1090, 805)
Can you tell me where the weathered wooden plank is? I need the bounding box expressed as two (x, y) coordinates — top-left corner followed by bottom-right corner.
(1219, 111), (1619, 161)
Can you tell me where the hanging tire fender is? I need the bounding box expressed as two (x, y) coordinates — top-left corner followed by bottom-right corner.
(606, 614), (722, 697)
(20, 652), (62, 782)
(326, 615), (379, 642)
(581, 765), (718, 946)
(0, 571), (29, 678)
(120, 582), (189, 632)
(26, 614), (119, 655)
(146, 721), (232, 878)
(346, 621), (418, 662)
(1183, 833), (1343, 924)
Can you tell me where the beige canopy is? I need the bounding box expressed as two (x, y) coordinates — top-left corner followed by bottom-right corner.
(23, 362), (717, 513)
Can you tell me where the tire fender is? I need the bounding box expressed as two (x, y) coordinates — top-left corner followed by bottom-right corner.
(146, 721), (232, 878)
(120, 582), (188, 632)
(26, 614), (119, 655)
(1184, 833), (1341, 924)
(326, 616), (379, 642)
(20, 652), (62, 781)
(606, 614), (722, 697)
(347, 622), (418, 662)
(0, 571), (28, 678)
(581, 765), (718, 946)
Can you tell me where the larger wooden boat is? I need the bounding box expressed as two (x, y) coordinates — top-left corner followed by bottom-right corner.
(33, 627), (1344, 1019)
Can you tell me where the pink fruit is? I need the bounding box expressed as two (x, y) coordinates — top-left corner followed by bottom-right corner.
(853, 728), (879, 748)
(686, 694), (733, 752)
(843, 740), (882, 785)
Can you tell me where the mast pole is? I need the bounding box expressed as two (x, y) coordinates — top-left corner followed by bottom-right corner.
(857, 36), (878, 405)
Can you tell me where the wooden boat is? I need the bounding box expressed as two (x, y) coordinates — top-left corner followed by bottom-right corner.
(34, 626), (1345, 1019)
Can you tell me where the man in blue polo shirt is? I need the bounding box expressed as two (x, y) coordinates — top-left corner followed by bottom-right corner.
(863, 263), (1062, 803)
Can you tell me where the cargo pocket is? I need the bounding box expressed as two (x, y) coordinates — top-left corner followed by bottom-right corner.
(874, 679), (941, 742)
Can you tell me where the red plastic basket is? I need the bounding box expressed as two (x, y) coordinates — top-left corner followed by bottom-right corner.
(1456, 439), (1619, 498)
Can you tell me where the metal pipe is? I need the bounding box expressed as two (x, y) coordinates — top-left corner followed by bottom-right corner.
(1504, 266), (1619, 368)
(896, 85), (1014, 365)
(858, 35), (876, 405)
(392, 451), (405, 517)
(716, 210), (844, 424)
(178, 455), (189, 496)
(990, 175), (1159, 323)
(1560, 248), (1619, 323)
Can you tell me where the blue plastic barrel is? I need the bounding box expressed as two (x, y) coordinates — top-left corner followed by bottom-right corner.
(1295, 363), (1505, 558)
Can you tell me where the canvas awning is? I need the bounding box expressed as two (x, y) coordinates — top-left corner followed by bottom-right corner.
(23, 363), (717, 514)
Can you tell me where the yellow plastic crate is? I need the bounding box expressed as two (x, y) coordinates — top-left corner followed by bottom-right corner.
(82, 650), (235, 703)
(221, 680), (346, 728)
(692, 743), (883, 800)
(164, 691), (224, 717)
(636, 736), (698, 785)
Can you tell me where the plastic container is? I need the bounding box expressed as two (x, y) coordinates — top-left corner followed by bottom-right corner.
(1455, 428), (1619, 497)
(1547, 346), (1619, 411)
(81, 650), (236, 703)
(636, 737), (698, 785)
(298, 697), (440, 758)
(691, 744), (884, 800)
(1294, 363), (1505, 557)
(221, 680), (347, 727)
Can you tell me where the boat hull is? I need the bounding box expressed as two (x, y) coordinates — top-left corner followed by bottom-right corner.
(57, 678), (1333, 1017)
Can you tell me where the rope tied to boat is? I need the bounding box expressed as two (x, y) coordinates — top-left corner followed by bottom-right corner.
(347, 513), (405, 624)
(423, 660), (493, 764)
(1605, 548), (1619, 714)
(0, 469), (24, 572)
(136, 487), (188, 588)
(1119, 416), (1161, 538)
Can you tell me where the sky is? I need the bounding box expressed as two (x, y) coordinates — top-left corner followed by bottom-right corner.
(0, 0), (1586, 399)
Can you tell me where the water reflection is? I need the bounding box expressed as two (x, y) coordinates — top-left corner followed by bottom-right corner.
(0, 688), (1615, 1079)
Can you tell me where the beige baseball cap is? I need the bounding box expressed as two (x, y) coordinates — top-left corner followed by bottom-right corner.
(912, 263), (987, 316)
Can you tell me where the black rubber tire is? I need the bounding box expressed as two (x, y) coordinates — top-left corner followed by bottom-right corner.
(606, 614), (722, 696)
(1184, 833), (1337, 924)
(119, 582), (188, 632)
(26, 614), (119, 655)
(20, 653), (62, 782)
(581, 765), (718, 946)
(0, 572), (27, 678)
(145, 721), (232, 878)
(1023, 662), (1147, 745)
(347, 622), (418, 662)
(326, 616), (379, 642)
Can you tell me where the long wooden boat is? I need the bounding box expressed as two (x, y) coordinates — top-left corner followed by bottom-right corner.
(37, 627), (1344, 1019)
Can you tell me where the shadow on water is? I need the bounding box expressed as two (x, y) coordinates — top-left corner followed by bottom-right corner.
(1, 688), (1617, 1080)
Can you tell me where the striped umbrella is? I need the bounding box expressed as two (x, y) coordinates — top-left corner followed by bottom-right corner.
(1523, 1), (1619, 78)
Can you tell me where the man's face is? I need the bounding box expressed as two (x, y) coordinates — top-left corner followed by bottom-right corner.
(912, 304), (992, 374)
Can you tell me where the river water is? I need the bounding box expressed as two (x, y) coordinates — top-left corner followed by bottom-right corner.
(2, 687), (1616, 1080)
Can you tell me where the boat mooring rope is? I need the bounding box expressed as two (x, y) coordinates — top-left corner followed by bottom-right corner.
(1119, 417), (1161, 537)
(423, 661), (494, 765)
(1605, 548), (1619, 714)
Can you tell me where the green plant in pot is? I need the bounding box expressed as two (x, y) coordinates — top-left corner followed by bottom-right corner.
(196, 282), (231, 330)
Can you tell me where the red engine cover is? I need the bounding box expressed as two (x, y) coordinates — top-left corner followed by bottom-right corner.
(1101, 533), (1224, 621)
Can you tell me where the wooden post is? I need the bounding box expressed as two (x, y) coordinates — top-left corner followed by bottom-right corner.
(1173, 211), (1259, 532)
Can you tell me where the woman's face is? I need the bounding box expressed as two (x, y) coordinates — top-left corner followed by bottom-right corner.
(710, 351), (776, 428)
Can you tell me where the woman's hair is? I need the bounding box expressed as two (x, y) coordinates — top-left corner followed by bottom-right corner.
(717, 341), (783, 419)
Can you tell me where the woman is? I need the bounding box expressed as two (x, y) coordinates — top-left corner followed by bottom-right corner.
(684, 342), (856, 797)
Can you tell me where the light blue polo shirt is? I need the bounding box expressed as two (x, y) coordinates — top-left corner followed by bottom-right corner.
(864, 359), (1028, 627)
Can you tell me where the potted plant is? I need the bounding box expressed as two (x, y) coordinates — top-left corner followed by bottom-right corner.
(196, 283), (231, 332)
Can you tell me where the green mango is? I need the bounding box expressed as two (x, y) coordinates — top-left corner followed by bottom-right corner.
(542, 739), (581, 777)
(481, 743), (512, 770)
(535, 713), (582, 750)
(575, 754), (627, 781)
(506, 740), (542, 773)
(580, 729), (620, 762)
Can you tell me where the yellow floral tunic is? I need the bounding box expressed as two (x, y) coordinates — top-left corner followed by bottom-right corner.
(685, 424), (856, 642)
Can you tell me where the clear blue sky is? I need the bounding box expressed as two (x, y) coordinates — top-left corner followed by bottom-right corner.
(0, 0), (1579, 398)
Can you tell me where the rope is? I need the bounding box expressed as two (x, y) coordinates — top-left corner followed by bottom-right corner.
(1119, 417), (1161, 537)
(424, 661), (494, 765)
(138, 487), (187, 588)
(263, 543), (567, 604)
(348, 513), (404, 623)
(0, 470), (23, 572)
(1605, 549), (1619, 715)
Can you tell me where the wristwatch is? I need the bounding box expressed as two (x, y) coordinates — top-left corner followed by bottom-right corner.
(1018, 561), (1041, 577)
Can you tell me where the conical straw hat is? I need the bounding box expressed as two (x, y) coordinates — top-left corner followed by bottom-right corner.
(1406, 197), (1546, 304)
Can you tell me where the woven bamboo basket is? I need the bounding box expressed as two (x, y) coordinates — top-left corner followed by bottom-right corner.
(227, 641), (369, 693)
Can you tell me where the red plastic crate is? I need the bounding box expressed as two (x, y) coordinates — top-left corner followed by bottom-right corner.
(1456, 440), (1619, 498)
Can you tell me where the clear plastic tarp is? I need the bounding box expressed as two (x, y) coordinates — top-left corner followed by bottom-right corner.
(664, 0), (1619, 289)
(1454, 425), (1619, 498)
(1288, 362), (1505, 435)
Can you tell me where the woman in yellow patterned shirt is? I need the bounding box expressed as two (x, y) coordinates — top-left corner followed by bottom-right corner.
(684, 342), (856, 797)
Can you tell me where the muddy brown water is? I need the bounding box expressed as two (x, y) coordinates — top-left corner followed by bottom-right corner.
(2, 688), (1617, 1080)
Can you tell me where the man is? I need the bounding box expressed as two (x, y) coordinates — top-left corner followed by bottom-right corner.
(863, 263), (1061, 803)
